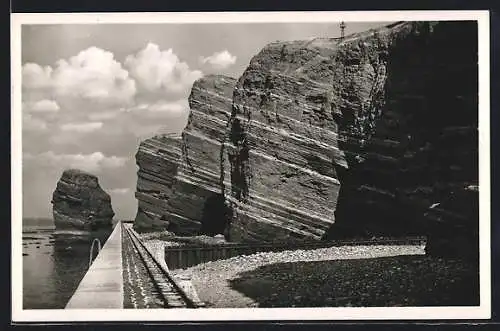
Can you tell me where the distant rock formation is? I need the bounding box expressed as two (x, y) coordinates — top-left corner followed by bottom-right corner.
(133, 21), (479, 258)
(52, 169), (114, 231)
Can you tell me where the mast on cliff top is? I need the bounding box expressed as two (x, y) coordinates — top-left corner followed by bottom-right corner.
(340, 21), (346, 40)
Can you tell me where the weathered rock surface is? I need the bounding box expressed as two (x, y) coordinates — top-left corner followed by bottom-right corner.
(323, 21), (479, 260)
(134, 21), (479, 257)
(52, 169), (114, 231)
(226, 21), (479, 255)
(225, 38), (344, 242)
(134, 75), (236, 234)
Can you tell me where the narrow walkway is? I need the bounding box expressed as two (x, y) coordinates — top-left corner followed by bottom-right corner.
(65, 222), (123, 309)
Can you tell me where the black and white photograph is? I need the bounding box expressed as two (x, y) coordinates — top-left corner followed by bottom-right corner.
(11, 11), (491, 322)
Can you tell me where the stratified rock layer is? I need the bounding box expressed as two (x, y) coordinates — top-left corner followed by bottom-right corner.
(52, 169), (114, 231)
(134, 21), (479, 258)
(226, 21), (479, 256)
(134, 75), (236, 234)
(225, 38), (344, 242)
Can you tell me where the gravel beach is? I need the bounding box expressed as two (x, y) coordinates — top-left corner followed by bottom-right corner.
(168, 244), (478, 308)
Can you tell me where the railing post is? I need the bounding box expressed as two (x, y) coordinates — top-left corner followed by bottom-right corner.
(178, 249), (183, 269)
(89, 238), (101, 269)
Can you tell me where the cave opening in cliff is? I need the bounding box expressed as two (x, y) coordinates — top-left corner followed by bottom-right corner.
(200, 194), (231, 236)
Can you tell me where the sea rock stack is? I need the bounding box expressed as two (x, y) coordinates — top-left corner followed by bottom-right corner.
(133, 21), (479, 257)
(52, 169), (114, 231)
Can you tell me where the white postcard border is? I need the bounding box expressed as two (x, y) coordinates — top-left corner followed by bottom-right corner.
(11, 10), (491, 322)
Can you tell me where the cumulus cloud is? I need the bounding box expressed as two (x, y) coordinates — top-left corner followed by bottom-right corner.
(126, 99), (189, 117)
(22, 63), (53, 89)
(60, 121), (103, 133)
(26, 99), (60, 113)
(23, 113), (48, 132)
(109, 188), (130, 194)
(24, 151), (127, 172)
(149, 100), (188, 113)
(22, 47), (136, 106)
(88, 110), (121, 121)
(21, 42), (202, 219)
(125, 43), (203, 96)
(200, 50), (237, 69)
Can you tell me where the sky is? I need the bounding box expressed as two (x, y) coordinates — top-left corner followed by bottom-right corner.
(21, 21), (391, 220)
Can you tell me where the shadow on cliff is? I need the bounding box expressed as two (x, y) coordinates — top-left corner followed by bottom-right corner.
(324, 21), (479, 258)
(229, 255), (479, 307)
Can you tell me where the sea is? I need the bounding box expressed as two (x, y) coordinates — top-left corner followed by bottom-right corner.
(22, 218), (114, 309)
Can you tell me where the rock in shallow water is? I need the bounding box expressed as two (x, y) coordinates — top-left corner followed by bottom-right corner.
(52, 169), (114, 231)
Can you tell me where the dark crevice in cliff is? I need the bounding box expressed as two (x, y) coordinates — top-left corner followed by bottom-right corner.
(181, 131), (195, 172)
(229, 118), (250, 202)
(259, 74), (274, 108)
(216, 143), (233, 237)
(218, 105), (236, 237)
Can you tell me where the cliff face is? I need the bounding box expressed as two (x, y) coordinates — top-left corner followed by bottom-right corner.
(226, 21), (478, 254)
(52, 169), (114, 231)
(225, 38), (344, 241)
(134, 21), (479, 257)
(134, 75), (236, 234)
(325, 22), (478, 259)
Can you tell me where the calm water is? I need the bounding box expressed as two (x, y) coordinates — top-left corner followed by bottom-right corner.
(22, 218), (113, 309)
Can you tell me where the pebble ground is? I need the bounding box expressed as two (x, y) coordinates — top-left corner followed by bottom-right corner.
(140, 239), (478, 308)
(170, 244), (475, 308)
